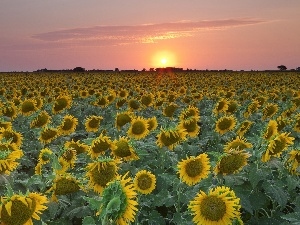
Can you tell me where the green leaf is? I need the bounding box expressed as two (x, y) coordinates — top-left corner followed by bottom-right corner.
(106, 196), (121, 214)
(281, 212), (300, 223)
(249, 166), (265, 188)
(82, 216), (96, 225)
(286, 175), (299, 192)
(83, 196), (101, 211)
(262, 181), (288, 208)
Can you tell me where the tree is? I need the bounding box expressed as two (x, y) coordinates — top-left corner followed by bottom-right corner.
(296, 67), (300, 71)
(277, 65), (287, 71)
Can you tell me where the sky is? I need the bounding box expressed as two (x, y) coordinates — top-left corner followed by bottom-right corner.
(0, 0), (300, 72)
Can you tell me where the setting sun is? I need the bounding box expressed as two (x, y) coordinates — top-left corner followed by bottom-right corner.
(152, 51), (177, 68)
(161, 58), (167, 65)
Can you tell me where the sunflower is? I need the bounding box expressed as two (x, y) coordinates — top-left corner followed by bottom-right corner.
(86, 158), (120, 194)
(163, 103), (178, 118)
(213, 98), (229, 115)
(146, 116), (158, 132)
(177, 153), (210, 186)
(0, 121), (12, 130)
(215, 115), (237, 135)
(34, 148), (52, 175)
(58, 114), (78, 135)
(98, 172), (138, 225)
(263, 120), (278, 140)
(189, 186), (241, 225)
(1, 104), (17, 119)
(224, 136), (252, 152)
(64, 139), (89, 155)
(262, 103), (278, 120)
(88, 134), (116, 159)
(0, 128), (23, 148)
(156, 127), (188, 150)
(30, 111), (51, 128)
(128, 98), (140, 111)
(276, 116), (289, 132)
(179, 105), (200, 121)
(133, 170), (156, 194)
(0, 142), (23, 175)
(286, 150), (300, 175)
(127, 116), (149, 140)
(119, 89), (129, 99)
(236, 120), (253, 137)
(244, 100), (260, 118)
(112, 136), (139, 161)
(225, 100), (239, 114)
(93, 96), (109, 108)
(140, 93), (154, 107)
(293, 114), (300, 132)
(58, 148), (77, 172)
(116, 98), (127, 108)
(52, 95), (72, 114)
(115, 111), (133, 130)
(0, 192), (48, 225)
(178, 117), (200, 137)
(214, 149), (251, 175)
(39, 127), (58, 144)
(47, 173), (81, 202)
(20, 99), (38, 116)
(84, 115), (103, 132)
(262, 132), (295, 162)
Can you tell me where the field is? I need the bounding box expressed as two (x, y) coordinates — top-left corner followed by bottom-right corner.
(0, 71), (300, 225)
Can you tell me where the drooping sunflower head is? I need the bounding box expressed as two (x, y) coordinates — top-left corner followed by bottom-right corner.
(215, 115), (237, 135)
(177, 153), (211, 186)
(0, 192), (48, 225)
(179, 105), (200, 121)
(263, 120), (278, 140)
(88, 134), (116, 159)
(64, 139), (89, 155)
(163, 103), (178, 118)
(58, 148), (77, 171)
(286, 150), (300, 175)
(98, 172), (138, 224)
(112, 136), (139, 161)
(156, 127), (188, 150)
(115, 111), (133, 130)
(189, 186), (241, 225)
(58, 114), (78, 135)
(262, 103), (279, 120)
(20, 99), (38, 116)
(236, 120), (253, 137)
(214, 149), (251, 175)
(86, 157), (120, 194)
(52, 95), (72, 114)
(262, 132), (295, 162)
(134, 170), (156, 194)
(178, 117), (200, 138)
(276, 115), (289, 132)
(84, 115), (103, 132)
(128, 98), (140, 111)
(146, 116), (158, 132)
(213, 98), (229, 115)
(141, 93), (154, 107)
(30, 111), (51, 129)
(224, 136), (253, 152)
(127, 116), (149, 140)
(47, 173), (81, 202)
(0, 142), (23, 175)
(0, 128), (23, 148)
(39, 127), (58, 144)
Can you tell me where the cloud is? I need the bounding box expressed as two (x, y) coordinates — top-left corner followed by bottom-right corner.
(32, 18), (267, 45)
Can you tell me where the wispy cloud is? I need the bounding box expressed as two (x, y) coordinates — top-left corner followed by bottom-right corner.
(32, 18), (267, 45)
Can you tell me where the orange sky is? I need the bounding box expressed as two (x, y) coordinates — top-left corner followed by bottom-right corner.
(0, 0), (300, 71)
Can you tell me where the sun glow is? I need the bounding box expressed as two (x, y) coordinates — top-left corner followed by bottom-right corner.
(152, 51), (177, 68)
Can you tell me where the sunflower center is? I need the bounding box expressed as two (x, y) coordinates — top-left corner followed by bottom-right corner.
(137, 174), (152, 190)
(183, 119), (197, 132)
(295, 154), (300, 162)
(200, 196), (226, 222)
(116, 99), (127, 108)
(55, 177), (80, 195)
(62, 150), (75, 161)
(264, 106), (277, 117)
(129, 99), (140, 110)
(32, 113), (49, 127)
(228, 142), (248, 150)
(115, 141), (131, 157)
(41, 129), (57, 141)
(185, 159), (203, 177)
(131, 121), (146, 135)
(92, 140), (110, 153)
(218, 154), (245, 174)
(61, 119), (74, 130)
(54, 98), (68, 112)
(164, 105), (177, 117)
(68, 143), (86, 154)
(21, 101), (36, 114)
(1, 199), (35, 225)
(141, 95), (152, 106)
(41, 153), (51, 162)
(91, 164), (116, 187)
(88, 118), (100, 128)
(217, 118), (233, 131)
(217, 101), (226, 111)
(116, 114), (131, 127)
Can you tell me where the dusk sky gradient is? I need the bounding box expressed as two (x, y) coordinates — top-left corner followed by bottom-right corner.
(1, 0), (299, 71)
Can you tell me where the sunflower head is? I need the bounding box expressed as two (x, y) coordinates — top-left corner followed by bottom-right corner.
(98, 172), (138, 224)
(52, 95), (72, 114)
(178, 117), (200, 137)
(127, 116), (149, 140)
(286, 150), (300, 175)
(0, 192), (48, 225)
(214, 149), (251, 175)
(146, 116), (158, 132)
(263, 120), (278, 140)
(236, 120), (253, 137)
(39, 127), (58, 144)
(213, 98), (229, 115)
(224, 136), (253, 152)
(128, 98), (140, 111)
(156, 127), (188, 150)
(58, 114), (78, 135)
(262, 103), (278, 120)
(163, 103), (178, 118)
(30, 111), (51, 128)
(0, 142), (23, 175)
(141, 93), (154, 107)
(88, 134), (116, 159)
(215, 115), (237, 135)
(134, 170), (156, 194)
(177, 153), (211, 186)
(84, 115), (103, 132)
(20, 99), (38, 116)
(115, 111), (133, 130)
(112, 136), (139, 161)
(189, 186), (241, 225)
(64, 140), (89, 155)
(0, 128), (23, 148)
(86, 158), (120, 194)
(179, 105), (200, 121)
(0, 121), (12, 130)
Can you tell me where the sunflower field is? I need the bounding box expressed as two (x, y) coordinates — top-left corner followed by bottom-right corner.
(0, 71), (300, 225)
